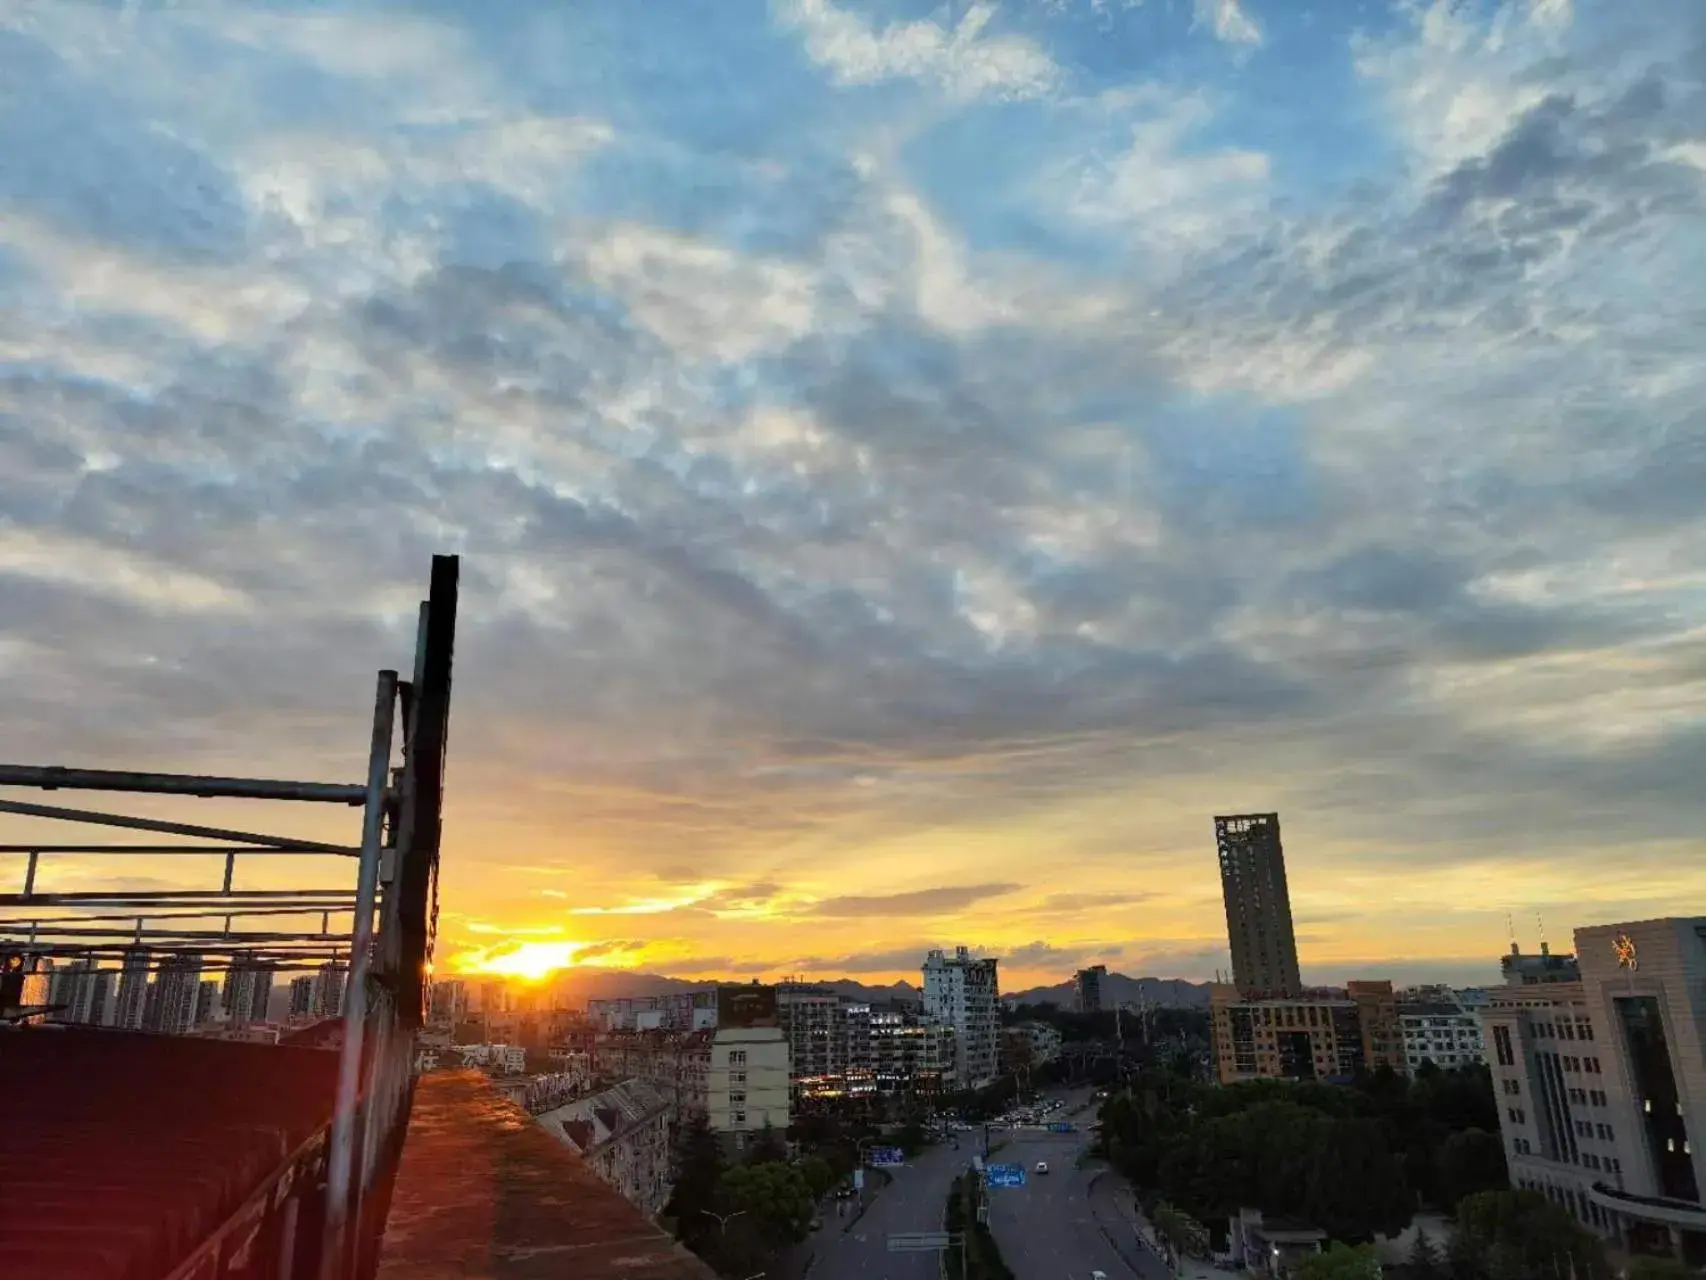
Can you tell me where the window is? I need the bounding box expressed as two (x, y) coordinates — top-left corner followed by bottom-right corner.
(1585, 1154), (1600, 1170)
(1563, 1022), (1577, 1040)
(729, 1051), (747, 1066)
(1587, 1056), (1601, 1073)
(1505, 1079), (1522, 1096)
(1508, 1107), (1527, 1125)
(1610, 1158), (1621, 1173)
(1579, 1020), (1595, 1041)
(732, 1110), (747, 1125)
(730, 1092), (747, 1106)
(1577, 1121), (1593, 1138)
(1494, 1025), (1516, 1067)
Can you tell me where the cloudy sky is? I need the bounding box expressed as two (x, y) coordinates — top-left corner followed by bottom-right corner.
(2, 0), (1703, 991)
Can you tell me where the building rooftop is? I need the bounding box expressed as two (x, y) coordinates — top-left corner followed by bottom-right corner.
(0, 1025), (341, 1280)
(377, 1071), (716, 1280)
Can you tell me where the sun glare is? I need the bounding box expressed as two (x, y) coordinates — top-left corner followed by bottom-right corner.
(462, 940), (585, 982)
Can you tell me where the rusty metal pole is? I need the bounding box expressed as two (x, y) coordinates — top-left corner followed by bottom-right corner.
(322, 670), (397, 1280)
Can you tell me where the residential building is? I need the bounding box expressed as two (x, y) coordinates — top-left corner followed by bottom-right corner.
(428, 978), (470, 1027)
(1502, 942), (1581, 986)
(708, 985), (790, 1149)
(1001, 1021), (1063, 1072)
(1214, 812), (1303, 999)
(869, 1009), (956, 1097)
(1075, 965), (1106, 1013)
(194, 980), (218, 1027)
(777, 983), (874, 1099)
(288, 974), (315, 1018)
(1485, 919), (1706, 1262)
(312, 962), (347, 1017)
(113, 946), (151, 1030)
(923, 947), (1001, 1090)
(596, 1030), (711, 1118)
(587, 991), (717, 1032)
(1400, 997), (1488, 1073)
(222, 955), (274, 1026)
(145, 956), (203, 1035)
(48, 960), (113, 1027)
(1211, 981), (1403, 1085)
(539, 1079), (674, 1218)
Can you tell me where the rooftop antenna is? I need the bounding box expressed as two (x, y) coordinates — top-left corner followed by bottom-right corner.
(1536, 912), (1549, 956)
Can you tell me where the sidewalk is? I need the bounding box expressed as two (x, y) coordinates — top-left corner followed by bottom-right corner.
(1086, 1169), (1216, 1280)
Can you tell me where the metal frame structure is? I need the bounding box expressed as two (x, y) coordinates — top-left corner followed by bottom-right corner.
(0, 554), (459, 1280)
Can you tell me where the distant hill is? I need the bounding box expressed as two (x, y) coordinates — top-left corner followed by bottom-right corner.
(1003, 972), (1212, 1010)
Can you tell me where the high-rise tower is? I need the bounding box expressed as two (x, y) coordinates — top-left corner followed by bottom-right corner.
(1214, 812), (1302, 998)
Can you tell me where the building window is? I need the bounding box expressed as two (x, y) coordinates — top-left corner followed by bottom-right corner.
(1494, 1025), (1516, 1067)
(731, 1071), (746, 1085)
(729, 1051), (747, 1066)
(1587, 1056), (1600, 1073)
(1505, 1079), (1522, 1096)
(732, 1111), (747, 1125)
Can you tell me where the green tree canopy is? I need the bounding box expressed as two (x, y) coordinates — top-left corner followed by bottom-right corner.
(1295, 1242), (1382, 1280)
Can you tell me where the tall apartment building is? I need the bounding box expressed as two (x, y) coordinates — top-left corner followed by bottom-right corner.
(923, 947), (1000, 1090)
(428, 978), (470, 1027)
(1484, 918), (1706, 1262)
(1215, 813), (1303, 999)
(288, 974), (316, 1018)
(708, 985), (790, 1150)
(113, 946), (151, 1030)
(48, 960), (114, 1027)
(312, 962), (347, 1017)
(145, 956), (203, 1035)
(1075, 965), (1107, 1013)
(222, 955), (275, 1026)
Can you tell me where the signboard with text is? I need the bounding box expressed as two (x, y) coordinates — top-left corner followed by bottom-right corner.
(867, 1146), (905, 1168)
(984, 1164), (1026, 1188)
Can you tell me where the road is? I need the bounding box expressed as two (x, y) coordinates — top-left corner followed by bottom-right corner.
(984, 1092), (1171, 1280)
(807, 1136), (969, 1280)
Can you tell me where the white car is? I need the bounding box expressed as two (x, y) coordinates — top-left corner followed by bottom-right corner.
(1034, 1161), (1050, 1175)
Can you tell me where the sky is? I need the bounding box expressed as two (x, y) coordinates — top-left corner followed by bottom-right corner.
(1, 0), (1704, 993)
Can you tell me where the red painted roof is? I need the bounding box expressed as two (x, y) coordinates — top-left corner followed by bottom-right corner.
(0, 1025), (341, 1280)
(379, 1071), (716, 1279)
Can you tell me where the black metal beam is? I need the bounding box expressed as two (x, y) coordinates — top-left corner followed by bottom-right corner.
(0, 765), (367, 804)
(0, 844), (356, 855)
(0, 797), (357, 853)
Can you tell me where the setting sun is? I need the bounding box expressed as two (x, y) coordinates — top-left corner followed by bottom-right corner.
(457, 940), (586, 982)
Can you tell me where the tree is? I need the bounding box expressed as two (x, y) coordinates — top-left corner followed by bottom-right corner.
(1455, 1190), (1611, 1280)
(1627, 1259), (1695, 1280)
(797, 1155), (835, 1202)
(665, 1116), (726, 1254)
(717, 1161), (816, 1249)
(1436, 1128), (1507, 1210)
(1407, 1228), (1445, 1280)
(1296, 1242), (1382, 1280)
(745, 1121), (788, 1165)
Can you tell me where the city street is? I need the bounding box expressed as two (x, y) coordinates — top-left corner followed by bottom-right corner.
(807, 1137), (969, 1280)
(985, 1127), (1144, 1280)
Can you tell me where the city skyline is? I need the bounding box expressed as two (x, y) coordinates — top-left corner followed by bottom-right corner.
(4, 0), (1704, 991)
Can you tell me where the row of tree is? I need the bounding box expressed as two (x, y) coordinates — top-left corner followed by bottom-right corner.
(1100, 1064), (1509, 1244)
(665, 1116), (821, 1277)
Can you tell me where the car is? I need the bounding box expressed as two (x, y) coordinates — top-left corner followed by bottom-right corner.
(1034, 1161), (1050, 1175)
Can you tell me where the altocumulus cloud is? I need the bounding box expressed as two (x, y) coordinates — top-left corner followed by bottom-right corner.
(0, 0), (1703, 980)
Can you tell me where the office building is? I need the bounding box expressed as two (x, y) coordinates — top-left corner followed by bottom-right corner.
(1484, 919), (1706, 1262)
(1075, 965), (1106, 1013)
(923, 946), (1001, 1090)
(1215, 813), (1303, 999)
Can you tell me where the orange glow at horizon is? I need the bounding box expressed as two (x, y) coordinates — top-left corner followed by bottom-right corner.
(455, 939), (590, 981)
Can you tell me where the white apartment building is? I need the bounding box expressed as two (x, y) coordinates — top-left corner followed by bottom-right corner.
(540, 1078), (675, 1218)
(1484, 920), (1706, 1264)
(708, 1025), (790, 1149)
(1399, 998), (1487, 1072)
(923, 947), (1000, 1090)
(48, 960), (114, 1027)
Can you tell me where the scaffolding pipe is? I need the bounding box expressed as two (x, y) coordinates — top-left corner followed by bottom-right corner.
(322, 670), (397, 1280)
(0, 797), (357, 853)
(0, 764), (367, 805)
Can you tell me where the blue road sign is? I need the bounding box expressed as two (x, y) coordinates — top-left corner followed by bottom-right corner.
(868, 1146), (906, 1167)
(984, 1163), (1026, 1188)
(1048, 1122), (1074, 1133)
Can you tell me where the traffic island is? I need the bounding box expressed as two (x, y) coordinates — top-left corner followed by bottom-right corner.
(942, 1173), (1015, 1280)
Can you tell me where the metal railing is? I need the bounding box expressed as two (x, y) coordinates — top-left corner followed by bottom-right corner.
(0, 553), (460, 1280)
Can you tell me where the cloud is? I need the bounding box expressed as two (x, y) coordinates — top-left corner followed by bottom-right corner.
(0, 0), (1701, 986)
(776, 0), (1059, 101)
(806, 882), (1022, 917)
(1193, 0), (1262, 48)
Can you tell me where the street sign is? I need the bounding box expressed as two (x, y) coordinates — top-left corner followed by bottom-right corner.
(888, 1232), (954, 1253)
(867, 1146), (905, 1167)
(1048, 1122), (1075, 1133)
(984, 1163), (1026, 1188)
(852, 1169), (865, 1191)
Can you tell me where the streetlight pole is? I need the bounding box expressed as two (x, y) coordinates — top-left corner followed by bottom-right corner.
(855, 1137), (875, 1211)
(699, 1208), (747, 1237)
